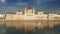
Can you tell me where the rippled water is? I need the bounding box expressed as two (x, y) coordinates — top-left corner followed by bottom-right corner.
(0, 24), (60, 34)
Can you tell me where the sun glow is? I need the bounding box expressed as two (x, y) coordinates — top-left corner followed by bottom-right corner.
(1, 0), (5, 2)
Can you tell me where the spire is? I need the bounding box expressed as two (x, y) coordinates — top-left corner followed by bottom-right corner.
(33, 7), (35, 15)
(25, 7), (26, 15)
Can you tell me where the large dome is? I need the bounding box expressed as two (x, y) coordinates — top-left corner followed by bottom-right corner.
(27, 6), (32, 9)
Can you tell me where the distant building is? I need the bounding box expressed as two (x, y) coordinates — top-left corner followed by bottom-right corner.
(0, 14), (5, 19)
(0, 7), (60, 20)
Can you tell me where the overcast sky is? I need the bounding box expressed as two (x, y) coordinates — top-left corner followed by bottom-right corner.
(0, 0), (60, 13)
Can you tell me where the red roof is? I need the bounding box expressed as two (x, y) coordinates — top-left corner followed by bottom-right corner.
(6, 12), (12, 14)
(17, 10), (22, 12)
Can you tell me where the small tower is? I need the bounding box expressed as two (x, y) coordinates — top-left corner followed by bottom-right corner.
(16, 10), (23, 15)
(6, 12), (12, 16)
(38, 10), (43, 15)
(6, 12), (12, 20)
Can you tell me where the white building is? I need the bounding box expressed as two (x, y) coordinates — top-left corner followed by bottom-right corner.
(0, 7), (60, 20)
(0, 14), (5, 19)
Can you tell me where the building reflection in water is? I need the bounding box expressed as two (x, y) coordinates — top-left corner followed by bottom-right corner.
(0, 24), (59, 34)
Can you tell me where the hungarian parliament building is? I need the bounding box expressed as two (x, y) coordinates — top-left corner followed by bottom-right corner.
(0, 6), (60, 20)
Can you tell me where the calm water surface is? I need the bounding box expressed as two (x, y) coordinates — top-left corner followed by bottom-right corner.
(0, 24), (60, 34)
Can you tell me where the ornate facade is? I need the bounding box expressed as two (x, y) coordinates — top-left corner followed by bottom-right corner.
(0, 7), (60, 20)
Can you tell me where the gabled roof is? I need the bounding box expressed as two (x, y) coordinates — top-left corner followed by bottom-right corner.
(16, 10), (22, 12)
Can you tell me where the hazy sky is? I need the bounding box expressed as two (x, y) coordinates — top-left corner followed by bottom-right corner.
(0, 0), (60, 13)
